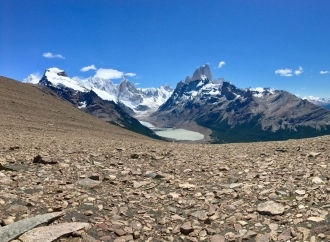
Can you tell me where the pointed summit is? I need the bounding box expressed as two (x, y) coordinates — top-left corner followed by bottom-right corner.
(22, 74), (41, 84)
(190, 64), (212, 82)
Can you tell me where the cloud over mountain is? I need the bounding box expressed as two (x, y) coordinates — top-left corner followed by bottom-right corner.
(80, 65), (97, 72)
(218, 61), (226, 68)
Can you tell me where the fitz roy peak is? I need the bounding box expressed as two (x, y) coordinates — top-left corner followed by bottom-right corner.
(150, 64), (330, 143)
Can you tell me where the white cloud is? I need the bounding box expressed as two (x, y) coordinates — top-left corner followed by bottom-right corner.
(94, 68), (124, 79)
(218, 61), (226, 68)
(80, 64), (97, 72)
(124, 72), (137, 77)
(275, 68), (293, 77)
(320, 70), (329, 74)
(42, 52), (65, 59)
(294, 66), (304, 75)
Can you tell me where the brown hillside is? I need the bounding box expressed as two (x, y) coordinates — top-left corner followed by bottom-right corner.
(0, 76), (149, 141)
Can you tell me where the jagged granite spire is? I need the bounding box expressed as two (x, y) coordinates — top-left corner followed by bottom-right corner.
(190, 64), (212, 82)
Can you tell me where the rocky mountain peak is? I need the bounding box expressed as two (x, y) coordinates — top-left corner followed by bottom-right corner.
(118, 76), (138, 94)
(45, 67), (68, 77)
(22, 74), (40, 84)
(190, 64), (212, 82)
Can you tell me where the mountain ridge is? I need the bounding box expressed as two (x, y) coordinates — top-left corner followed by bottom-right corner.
(149, 64), (330, 143)
(25, 69), (164, 139)
(23, 68), (173, 116)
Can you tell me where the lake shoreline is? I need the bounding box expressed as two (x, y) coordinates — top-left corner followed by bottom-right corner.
(139, 121), (204, 141)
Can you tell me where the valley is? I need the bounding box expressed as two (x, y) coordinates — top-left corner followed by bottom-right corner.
(23, 64), (330, 144)
(1, 76), (330, 242)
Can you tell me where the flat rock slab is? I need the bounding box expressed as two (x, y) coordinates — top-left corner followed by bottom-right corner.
(19, 222), (90, 242)
(257, 201), (284, 215)
(77, 178), (102, 188)
(307, 217), (325, 222)
(312, 176), (324, 184)
(133, 181), (150, 188)
(179, 183), (196, 189)
(210, 235), (225, 242)
(0, 212), (64, 242)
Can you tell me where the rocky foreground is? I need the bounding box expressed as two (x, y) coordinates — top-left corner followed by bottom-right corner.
(1, 77), (330, 241)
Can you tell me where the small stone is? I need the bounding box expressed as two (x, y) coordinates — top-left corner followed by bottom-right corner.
(307, 217), (325, 222)
(180, 222), (194, 235)
(210, 234), (225, 242)
(255, 233), (270, 242)
(2, 218), (15, 226)
(277, 228), (291, 241)
(84, 210), (93, 216)
(171, 214), (185, 221)
(179, 183), (196, 189)
(243, 230), (257, 239)
(199, 230), (207, 237)
(88, 173), (103, 181)
(206, 227), (216, 235)
(33, 154), (58, 164)
(257, 201), (284, 215)
(312, 176), (324, 184)
(133, 231), (140, 239)
(115, 229), (127, 236)
(77, 178), (101, 188)
(295, 190), (306, 195)
(133, 181), (150, 188)
(308, 152), (320, 158)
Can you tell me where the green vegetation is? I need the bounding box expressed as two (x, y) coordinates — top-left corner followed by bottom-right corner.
(196, 113), (330, 143)
(282, 195), (296, 201)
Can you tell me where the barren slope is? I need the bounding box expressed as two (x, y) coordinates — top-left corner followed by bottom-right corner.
(0, 76), (149, 141)
(1, 76), (330, 241)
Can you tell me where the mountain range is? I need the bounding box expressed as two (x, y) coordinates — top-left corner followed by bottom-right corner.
(23, 65), (330, 143)
(23, 68), (169, 139)
(149, 65), (330, 143)
(302, 96), (330, 110)
(23, 68), (173, 116)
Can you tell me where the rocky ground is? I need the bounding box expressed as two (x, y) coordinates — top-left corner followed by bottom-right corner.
(1, 77), (330, 241)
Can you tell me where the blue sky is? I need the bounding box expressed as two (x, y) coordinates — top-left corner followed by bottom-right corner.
(1, 0), (330, 97)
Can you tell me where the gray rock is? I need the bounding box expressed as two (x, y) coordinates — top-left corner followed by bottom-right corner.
(210, 234), (225, 242)
(145, 172), (165, 179)
(180, 222), (194, 235)
(77, 178), (102, 188)
(257, 201), (284, 215)
(255, 233), (270, 242)
(0, 212), (64, 242)
(19, 222), (90, 242)
(312, 176), (324, 184)
(33, 154), (57, 164)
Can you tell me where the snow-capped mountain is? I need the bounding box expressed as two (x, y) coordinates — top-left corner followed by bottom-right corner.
(23, 68), (162, 138)
(22, 74), (41, 84)
(149, 64), (330, 143)
(303, 96), (330, 110)
(23, 67), (173, 115)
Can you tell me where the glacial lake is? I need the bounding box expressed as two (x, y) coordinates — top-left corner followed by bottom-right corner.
(139, 121), (204, 141)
